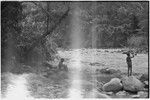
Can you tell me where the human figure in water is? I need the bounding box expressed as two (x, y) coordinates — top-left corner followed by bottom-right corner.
(58, 58), (68, 71)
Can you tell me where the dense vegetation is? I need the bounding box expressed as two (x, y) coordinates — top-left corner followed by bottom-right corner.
(1, 1), (148, 73)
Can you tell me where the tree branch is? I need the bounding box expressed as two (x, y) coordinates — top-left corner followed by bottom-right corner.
(26, 6), (70, 54)
(31, 2), (51, 17)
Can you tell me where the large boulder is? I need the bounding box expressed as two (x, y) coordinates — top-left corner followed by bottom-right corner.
(102, 78), (123, 92)
(140, 73), (148, 82)
(121, 76), (144, 92)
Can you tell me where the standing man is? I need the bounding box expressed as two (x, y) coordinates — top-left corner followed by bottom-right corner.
(126, 52), (134, 76)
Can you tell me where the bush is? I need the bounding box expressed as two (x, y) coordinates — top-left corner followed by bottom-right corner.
(127, 35), (147, 48)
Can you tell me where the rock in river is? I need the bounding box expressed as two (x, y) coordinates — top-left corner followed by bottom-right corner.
(143, 81), (148, 88)
(102, 78), (122, 92)
(97, 68), (121, 75)
(140, 73), (148, 82)
(116, 91), (128, 97)
(138, 91), (148, 98)
(122, 76), (144, 92)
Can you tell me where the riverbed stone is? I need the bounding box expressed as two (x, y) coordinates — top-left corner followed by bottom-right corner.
(85, 89), (110, 98)
(122, 76), (144, 92)
(105, 92), (113, 95)
(116, 91), (127, 96)
(102, 78), (122, 92)
(140, 73), (148, 82)
(138, 91), (148, 98)
(132, 95), (140, 98)
(143, 81), (148, 88)
(97, 68), (121, 74)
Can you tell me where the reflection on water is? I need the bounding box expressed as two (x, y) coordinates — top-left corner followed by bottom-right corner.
(3, 74), (33, 100)
(68, 49), (82, 98)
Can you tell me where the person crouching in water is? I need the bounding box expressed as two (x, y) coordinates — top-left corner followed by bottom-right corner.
(126, 52), (134, 76)
(58, 58), (68, 71)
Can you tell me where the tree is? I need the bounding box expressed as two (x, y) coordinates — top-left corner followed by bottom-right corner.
(1, 1), (23, 71)
(1, 1), (70, 72)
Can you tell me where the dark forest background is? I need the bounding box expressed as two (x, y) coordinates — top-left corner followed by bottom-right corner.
(1, 1), (148, 73)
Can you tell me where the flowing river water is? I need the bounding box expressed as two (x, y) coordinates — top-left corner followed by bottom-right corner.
(1, 49), (148, 99)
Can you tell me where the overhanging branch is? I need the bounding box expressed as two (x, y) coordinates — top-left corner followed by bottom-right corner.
(32, 2), (51, 17)
(26, 6), (70, 53)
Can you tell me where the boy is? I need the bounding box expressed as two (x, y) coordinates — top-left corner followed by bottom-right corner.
(126, 52), (134, 76)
